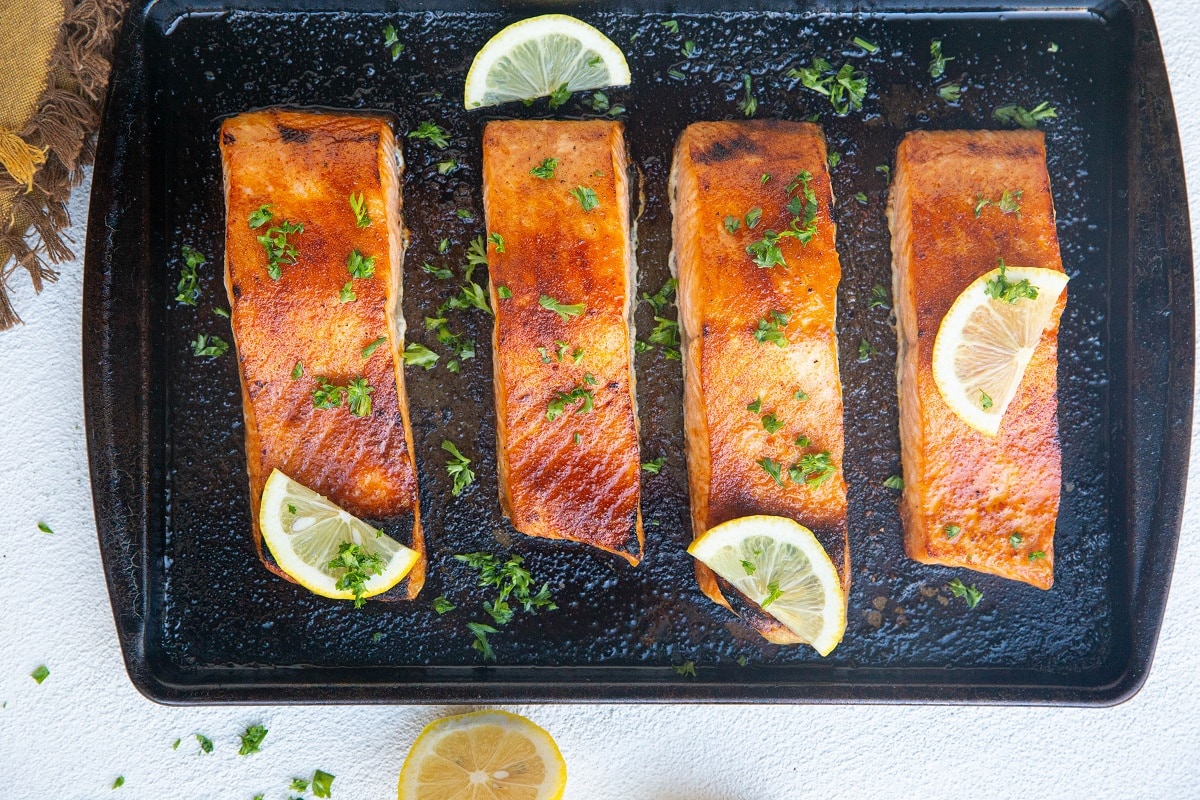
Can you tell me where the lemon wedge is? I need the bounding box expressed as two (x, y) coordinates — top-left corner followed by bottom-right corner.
(687, 515), (846, 656)
(932, 263), (1068, 436)
(398, 710), (567, 800)
(464, 14), (630, 109)
(259, 469), (418, 605)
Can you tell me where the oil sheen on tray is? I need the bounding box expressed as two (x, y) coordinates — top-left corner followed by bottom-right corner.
(219, 108), (424, 596)
(672, 120), (849, 643)
(887, 129), (1065, 590)
(481, 120), (643, 564)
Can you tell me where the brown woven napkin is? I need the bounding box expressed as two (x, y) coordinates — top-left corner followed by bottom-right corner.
(0, 0), (125, 329)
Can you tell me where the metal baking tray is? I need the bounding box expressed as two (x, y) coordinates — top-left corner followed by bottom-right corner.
(84, 0), (1193, 704)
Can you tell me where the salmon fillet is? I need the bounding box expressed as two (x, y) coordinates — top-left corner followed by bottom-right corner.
(887, 130), (1065, 590)
(672, 121), (849, 643)
(220, 108), (424, 597)
(481, 120), (643, 564)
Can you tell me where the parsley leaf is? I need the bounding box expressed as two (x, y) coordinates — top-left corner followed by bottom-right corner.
(938, 83), (963, 103)
(661, 19), (680, 33)
(467, 622), (498, 660)
(744, 207), (763, 229)
(642, 457), (666, 474)
(346, 249), (377, 279)
(402, 342), (438, 369)
(756, 457), (785, 486)
(247, 204), (273, 229)
(530, 157), (559, 179)
(857, 338), (878, 362)
(408, 121), (450, 148)
(754, 310), (790, 347)
(548, 82), (572, 109)
(345, 377), (374, 417)
(190, 334), (228, 358)
(868, 284), (890, 309)
(790, 451), (836, 486)
(853, 36), (879, 53)
(761, 413), (784, 434)
(1009, 533), (1024, 548)
(488, 232), (505, 253)
(947, 578), (983, 609)
(883, 474), (904, 490)
(993, 101), (1058, 129)
(291, 360), (304, 380)
(985, 259), (1039, 304)
(383, 23), (403, 60)
(929, 39), (953, 79)
(37, 522), (53, 534)
(827, 151), (842, 169)
(112, 776), (124, 789)
(195, 733), (213, 754)
(746, 231), (785, 268)
(441, 439), (475, 496)
(673, 661), (697, 677)
(311, 770), (335, 798)
(980, 390), (994, 410)
(361, 336), (387, 359)
(1029, 550), (1048, 561)
(944, 524), (962, 539)
(433, 596), (456, 614)
(349, 191), (370, 227)
(339, 282), (357, 303)
(539, 294), (586, 321)
(257, 220), (303, 280)
(724, 215), (741, 234)
(313, 378), (342, 409)
(437, 158), (458, 175)
(238, 724), (267, 756)
(30, 664), (49, 684)
(761, 581), (784, 608)
(176, 245), (206, 305)
(422, 261), (452, 280)
(546, 383), (595, 420)
(328, 543), (384, 608)
(570, 186), (600, 212)
(737, 73), (757, 117)
(786, 57), (868, 115)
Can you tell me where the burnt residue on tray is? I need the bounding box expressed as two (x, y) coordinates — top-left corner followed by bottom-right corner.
(147, 7), (1124, 678)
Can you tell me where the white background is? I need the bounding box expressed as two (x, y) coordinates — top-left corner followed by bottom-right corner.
(2, 4), (1198, 798)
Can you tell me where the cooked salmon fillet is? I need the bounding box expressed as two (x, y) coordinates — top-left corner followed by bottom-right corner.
(220, 108), (424, 597)
(672, 121), (849, 643)
(481, 120), (643, 564)
(887, 130), (1065, 590)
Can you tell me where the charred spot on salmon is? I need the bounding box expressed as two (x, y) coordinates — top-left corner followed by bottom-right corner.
(278, 125), (311, 143)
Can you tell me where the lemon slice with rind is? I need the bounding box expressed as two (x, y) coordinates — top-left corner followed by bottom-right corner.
(932, 263), (1069, 436)
(398, 710), (567, 800)
(687, 515), (846, 656)
(464, 14), (630, 109)
(259, 468), (418, 604)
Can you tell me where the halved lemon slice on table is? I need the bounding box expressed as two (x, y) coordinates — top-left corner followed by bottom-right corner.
(464, 14), (630, 109)
(687, 515), (846, 656)
(398, 710), (568, 800)
(259, 469), (418, 605)
(932, 262), (1069, 436)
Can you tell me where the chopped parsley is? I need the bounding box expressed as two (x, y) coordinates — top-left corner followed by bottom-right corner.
(290, 779), (310, 792)
(257, 220), (303, 280)
(349, 191), (370, 227)
(548, 82), (572, 109)
(1009, 533), (1024, 548)
(786, 57), (868, 114)
(944, 524), (962, 539)
(467, 622), (498, 660)
(985, 259), (1039, 303)
(455, 281), (493, 315)
(433, 596), (456, 614)
(422, 261), (452, 280)
(487, 232), (505, 253)
(761, 581), (784, 609)
(761, 413), (784, 434)
(408, 121), (450, 148)
(546, 381), (596, 420)
(929, 39), (953, 79)
(212, 307), (229, 319)
(402, 342), (438, 369)
(112, 776), (124, 789)
(753, 309), (792, 347)
(465, 235), (489, 279)
(975, 189), (1023, 217)
(438, 238), (450, 254)
(980, 391), (993, 410)
(441, 439), (475, 496)
(648, 315), (681, 360)
(1029, 551), (1048, 562)
(345, 377), (374, 417)
(661, 19), (680, 33)
(530, 157), (558, 179)
(30, 665), (49, 684)
(747, 396), (763, 414)
(195, 733), (214, 754)
(497, 285), (513, 299)
(868, 284), (890, 309)
(853, 36), (879, 53)
(37, 522), (53, 534)
(437, 159), (459, 175)
(682, 39), (697, 58)
(756, 457), (785, 486)
(857, 337), (878, 362)
(291, 360), (304, 380)
(313, 379), (342, 409)
(673, 661), (697, 677)
(938, 83), (963, 102)
(456, 552), (556, 659)
(741, 559), (757, 575)
(794, 435), (811, 448)
(993, 102), (1057, 129)
(1048, 42), (1059, 53)
(361, 336), (387, 359)
(883, 474), (904, 490)
(312, 769), (335, 798)
(827, 151), (842, 169)
(744, 207), (763, 229)
(346, 249), (377, 279)
(947, 578), (983, 609)
(570, 186), (600, 212)
(642, 457), (666, 474)
(176, 245), (206, 305)
(790, 451), (836, 486)
(794, 390), (809, 401)
(737, 73), (757, 117)
(383, 22), (403, 60)
(238, 724), (268, 756)
(328, 543), (384, 608)
(761, 173), (772, 185)
(338, 282), (356, 303)
(190, 334), (228, 358)
(747, 232), (785, 269)
(247, 204), (273, 229)
(854, 192), (868, 204)
(724, 215), (741, 233)
(539, 294), (586, 321)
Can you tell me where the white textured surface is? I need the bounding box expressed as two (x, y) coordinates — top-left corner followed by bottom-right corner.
(2, 6), (1200, 798)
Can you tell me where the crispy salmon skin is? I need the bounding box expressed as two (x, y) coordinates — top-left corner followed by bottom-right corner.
(481, 120), (643, 564)
(887, 130), (1065, 590)
(673, 121), (849, 643)
(220, 108), (424, 596)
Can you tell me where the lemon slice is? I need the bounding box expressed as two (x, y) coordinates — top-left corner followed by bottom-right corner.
(259, 468), (418, 605)
(687, 515), (846, 656)
(398, 710), (567, 800)
(464, 14), (631, 109)
(932, 263), (1069, 436)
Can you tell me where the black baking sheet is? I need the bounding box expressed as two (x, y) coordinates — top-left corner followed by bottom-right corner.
(83, 0), (1193, 704)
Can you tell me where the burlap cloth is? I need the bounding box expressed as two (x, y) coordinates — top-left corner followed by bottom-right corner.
(0, 0), (125, 329)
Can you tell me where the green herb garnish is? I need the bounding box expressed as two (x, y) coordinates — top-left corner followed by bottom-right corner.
(195, 733), (214, 754)
(257, 220), (303, 280)
(487, 232), (505, 253)
(247, 204), (273, 229)
(868, 284), (890, 309)
(985, 259), (1038, 304)
(993, 102), (1058, 129)
(724, 215), (741, 234)
(737, 73), (757, 117)
(467, 622), (498, 660)
(944, 524), (961, 539)
(112, 776), (124, 789)
(238, 724), (267, 756)
(176, 245), (206, 305)
(947, 578), (983, 609)
(790, 451), (836, 486)
(744, 207), (763, 229)
(30, 665), (49, 684)
(402, 342), (438, 369)
(673, 661), (697, 677)
(328, 543), (384, 608)
(642, 457), (666, 474)
(884, 474), (904, 490)
(1009, 533), (1024, 548)
(546, 382), (596, 420)
(345, 377), (374, 417)
(929, 39), (953, 79)
(756, 457), (785, 486)
(548, 82), (572, 109)
(338, 282), (357, 303)
(828, 151), (842, 169)
(980, 391), (993, 410)
(570, 186), (599, 212)
(433, 596), (456, 614)
(938, 83), (962, 102)
(853, 36), (879, 53)
(786, 57), (868, 114)
(857, 337), (878, 362)
(423, 261), (452, 280)
(761, 581), (784, 608)
(408, 121), (450, 148)
(1029, 550), (1047, 562)
(437, 159), (459, 175)
(441, 440), (475, 496)
(361, 336), (387, 359)
(383, 22), (403, 60)
(539, 294), (586, 321)
(497, 286), (513, 299)
(530, 157), (558, 179)
(38, 522), (53, 534)
(349, 191), (370, 227)
(312, 769), (335, 798)
(291, 361), (304, 380)
(761, 413), (784, 434)
(190, 334), (228, 358)
(346, 249), (376, 279)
